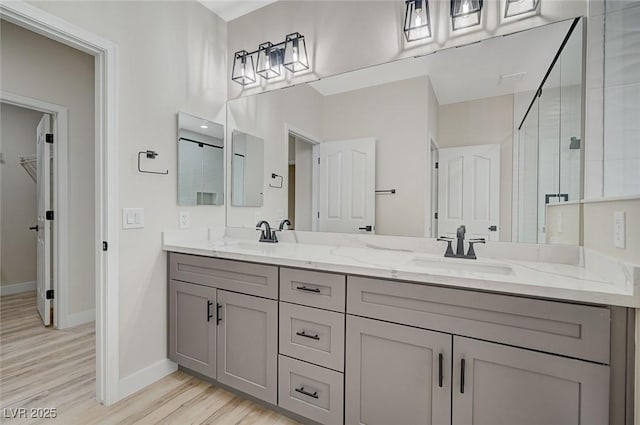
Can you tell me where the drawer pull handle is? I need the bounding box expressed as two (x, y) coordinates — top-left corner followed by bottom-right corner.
(296, 331), (320, 340)
(438, 353), (443, 388)
(296, 285), (321, 293)
(460, 358), (465, 394)
(295, 386), (318, 399)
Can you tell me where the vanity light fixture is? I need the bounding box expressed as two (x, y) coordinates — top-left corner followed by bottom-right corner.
(504, 0), (539, 17)
(256, 42), (282, 79)
(451, 0), (483, 30)
(283, 32), (309, 72)
(231, 50), (257, 86)
(232, 33), (309, 85)
(404, 0), (431, 42)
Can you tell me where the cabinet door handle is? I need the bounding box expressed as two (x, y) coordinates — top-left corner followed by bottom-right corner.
(438, 353), (444, 388)
(216, 303), (222, 325)
(295, 386), (318, 399)
(296, 331), (320, 340)
(207, 301), (213, 322)
(296, 285), (320, 293)
(460, 358), (465, 394)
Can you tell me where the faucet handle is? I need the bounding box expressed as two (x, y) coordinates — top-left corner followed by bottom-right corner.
(437, 237), (455, 257)
(466, 238), (486, 259)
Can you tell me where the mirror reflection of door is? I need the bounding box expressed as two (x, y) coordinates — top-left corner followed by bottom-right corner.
(438, 144), (500, 241)
(318, 138), (376, 234)
(287, 131), (319, 231)
(231, 130), (264, 207)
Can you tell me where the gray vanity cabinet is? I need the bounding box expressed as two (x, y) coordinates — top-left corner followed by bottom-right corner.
(452, 336), (610, 425)
(345, 315), (452, 425)
(216, 289), (278, 405)
(168, 280), (217, 378)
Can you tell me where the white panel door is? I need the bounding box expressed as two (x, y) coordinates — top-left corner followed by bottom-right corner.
(438, 144), (500, 241)
(318, 138), (375, 234)
(36, 114), (52, 326)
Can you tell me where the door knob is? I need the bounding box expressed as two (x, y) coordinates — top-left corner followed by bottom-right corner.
(358, 225), (373, 232)
(29, 225), (39, 232)
(488, 225), (497, 231)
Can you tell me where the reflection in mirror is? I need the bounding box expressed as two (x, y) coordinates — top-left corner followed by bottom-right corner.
(178, 112), (224, 206)
(232, 130), (264, 207)
(226, 18), (585, 245)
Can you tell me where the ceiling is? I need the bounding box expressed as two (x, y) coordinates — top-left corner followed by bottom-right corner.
(309, 19), (576, 105)
(198, 0), (278, 22)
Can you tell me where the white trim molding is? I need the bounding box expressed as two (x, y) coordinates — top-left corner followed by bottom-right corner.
(0, 281), (36, 296)
(0, 0), (120, 405)
(64, 309), (96, 328)
(118, 359), (178, 401)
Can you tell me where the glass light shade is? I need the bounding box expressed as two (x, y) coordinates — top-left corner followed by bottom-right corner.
(231, 50), (256, 86)
(256, 42), (282, 79)
(283, 32), (309, 73)
(451, 0), (482, 30)
(504, 0), (539, 17)
(404, 0), (431, 42)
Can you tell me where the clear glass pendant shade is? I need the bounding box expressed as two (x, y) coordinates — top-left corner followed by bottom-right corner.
(504, 0), (539, 17)
(256, 42), (282, 79)
(451, 0), (482, 30)
(283, 32), (309, 73)
(231, 50), (256, 86)
(404, 0), (431, 42)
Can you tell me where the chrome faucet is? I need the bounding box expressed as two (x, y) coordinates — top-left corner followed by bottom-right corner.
(256, 220), (278, 243)
(437, 225), (486, 259)
(279, 219), (292, 231)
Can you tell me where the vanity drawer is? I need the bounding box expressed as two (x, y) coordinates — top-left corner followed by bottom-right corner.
(279, 302), (345, 371)
(278, 355), (344, 425)
(280, 268), (346, 312)
(347, 276), (611, 364)
(169, 252), (278, 299)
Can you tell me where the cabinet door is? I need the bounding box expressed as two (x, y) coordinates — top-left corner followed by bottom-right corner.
(345, 315), (452, 425)
(169, 280), (216, 377)
(452, 336), (609, 425)
(216, 290), (278, 404)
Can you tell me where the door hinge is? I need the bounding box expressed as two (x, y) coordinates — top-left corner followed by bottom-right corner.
(434, 212), (438, 219)
(46, 289), (54, 300)
(435, 162), (439, 169)
(45, 133), (54, 144)
(317, 211), (320, 219)
(317, 157), (320, 165)
(45, 210), (54, 220)
(102, 241), (108, 252)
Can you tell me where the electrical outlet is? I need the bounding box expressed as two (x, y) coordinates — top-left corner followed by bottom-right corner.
(614, 211), (625, 249)
(179, 211), (190, 229)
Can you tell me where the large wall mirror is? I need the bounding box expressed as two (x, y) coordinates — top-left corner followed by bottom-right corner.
(226, 17), (585, 245)
(178, 112), (224, 206)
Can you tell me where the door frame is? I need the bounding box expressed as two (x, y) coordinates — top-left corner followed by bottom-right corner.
(284, 123), (321, 231)
(0, 0), (120, 405)
(1, 96), (65, 327)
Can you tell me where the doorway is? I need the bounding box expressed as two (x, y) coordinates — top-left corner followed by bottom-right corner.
(287, 130), (320, 231)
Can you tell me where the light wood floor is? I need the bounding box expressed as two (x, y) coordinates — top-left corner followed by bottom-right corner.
(0, 291), (298, 424)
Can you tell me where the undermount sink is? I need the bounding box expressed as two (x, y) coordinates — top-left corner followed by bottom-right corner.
(233, 241), (272, 251)
(410, 256), (514, 276)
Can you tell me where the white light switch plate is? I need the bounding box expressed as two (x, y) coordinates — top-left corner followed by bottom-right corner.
(614, 211), (626, 249)
(179, 211), (190, 229)
(122, 208), (144, 229)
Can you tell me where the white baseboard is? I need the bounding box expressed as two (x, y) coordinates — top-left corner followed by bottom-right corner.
(118, 358), (178, 401)
(0, 281), (36, 296)
(60, 309), (95, 329)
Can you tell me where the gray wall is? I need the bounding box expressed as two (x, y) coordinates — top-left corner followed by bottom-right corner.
(0, 104), (43, 288)
(1, 21), (96, 317)
(27, 0), (229, 382)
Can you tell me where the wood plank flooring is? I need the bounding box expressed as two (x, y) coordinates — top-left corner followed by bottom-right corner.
(0, 291), (298, 424)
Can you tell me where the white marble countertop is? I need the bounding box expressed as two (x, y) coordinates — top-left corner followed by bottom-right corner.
(163, 231), (639, 308)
